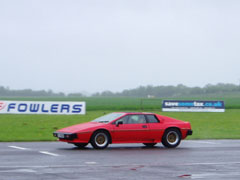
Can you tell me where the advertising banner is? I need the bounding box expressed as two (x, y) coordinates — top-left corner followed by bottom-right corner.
(0, 101), (86, 115)
(162, 100), (225, 112)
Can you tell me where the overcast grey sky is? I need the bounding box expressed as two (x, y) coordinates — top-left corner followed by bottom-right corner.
(0, 0), (240, 93)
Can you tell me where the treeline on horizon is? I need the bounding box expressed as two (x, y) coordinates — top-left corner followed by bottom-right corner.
(1, 83), (240, 98)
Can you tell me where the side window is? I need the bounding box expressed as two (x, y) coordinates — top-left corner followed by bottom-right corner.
(115, 115), (129, 124)
(128, 115), (146, 124)
(146, 115), (159, 123)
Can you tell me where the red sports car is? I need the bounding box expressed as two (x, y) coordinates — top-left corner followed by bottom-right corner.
(53, 112), (192, 149)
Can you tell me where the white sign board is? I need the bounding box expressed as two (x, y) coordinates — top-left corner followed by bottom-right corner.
(0, 101), (86, 115)
(162, 100), (225, 112)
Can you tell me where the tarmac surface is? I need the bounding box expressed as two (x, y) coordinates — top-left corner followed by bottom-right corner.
(0, 140), (240, 180)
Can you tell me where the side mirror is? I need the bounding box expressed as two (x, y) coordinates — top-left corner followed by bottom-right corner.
(116, 121), (123, 127)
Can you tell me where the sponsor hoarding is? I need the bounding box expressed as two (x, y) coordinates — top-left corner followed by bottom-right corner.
(162, 100), (225, 112)
(0, 101), (86, 115)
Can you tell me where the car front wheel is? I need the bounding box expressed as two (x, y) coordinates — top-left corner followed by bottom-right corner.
(90, 131), (110, 149)
(162, 128), (181, 148)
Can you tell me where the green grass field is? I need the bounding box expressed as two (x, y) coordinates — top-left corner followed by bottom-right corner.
(1, 95), (240, 110)
(0, 96), (240, 141)
(0, 109), (240, 142)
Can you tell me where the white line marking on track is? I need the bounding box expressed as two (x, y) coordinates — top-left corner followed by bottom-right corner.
(85, 162), (97, 165)
(39, 151), (59, 156)
(181, 162), (240, 166)
(8, 146), (30, 150)
(191, 141), (220, 145)
(0, 169), (37, 173)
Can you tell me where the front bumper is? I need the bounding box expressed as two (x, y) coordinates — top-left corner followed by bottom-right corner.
(187, 130), (193, 136)
(53, 132), (77, 140)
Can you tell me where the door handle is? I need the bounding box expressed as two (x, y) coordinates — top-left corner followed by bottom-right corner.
(142, 125), (147, 128)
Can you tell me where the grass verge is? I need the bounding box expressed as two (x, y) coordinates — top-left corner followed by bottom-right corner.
(0, 109), (240, 141)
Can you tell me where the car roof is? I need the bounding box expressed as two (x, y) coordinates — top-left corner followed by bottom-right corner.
(114, 112), (155, 115)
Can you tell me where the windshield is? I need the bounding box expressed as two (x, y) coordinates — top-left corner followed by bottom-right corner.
(92, 113), (125, 123)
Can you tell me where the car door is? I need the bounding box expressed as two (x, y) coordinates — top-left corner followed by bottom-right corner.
(112, 114), (151, 142)
(146, 114), (165, 141)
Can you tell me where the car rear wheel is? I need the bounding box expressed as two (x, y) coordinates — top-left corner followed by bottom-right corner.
(162, 128), (181, 148)
(73, 143), (88, 148)
(143, 143), (157, 147)
(90, 131), (110, 149)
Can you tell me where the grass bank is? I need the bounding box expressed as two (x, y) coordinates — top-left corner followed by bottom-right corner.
(0, 109), (239, 141)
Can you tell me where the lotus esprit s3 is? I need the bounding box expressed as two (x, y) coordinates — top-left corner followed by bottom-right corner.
(53, 112), (192, 149)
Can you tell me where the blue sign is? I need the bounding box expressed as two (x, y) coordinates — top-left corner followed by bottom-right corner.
(162, 100), (225, 112)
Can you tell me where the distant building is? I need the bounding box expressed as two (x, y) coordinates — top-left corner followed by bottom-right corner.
(147, 95), (155, 98)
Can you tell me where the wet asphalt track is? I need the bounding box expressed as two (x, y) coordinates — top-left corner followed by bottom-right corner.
(0, 140), (240, 180)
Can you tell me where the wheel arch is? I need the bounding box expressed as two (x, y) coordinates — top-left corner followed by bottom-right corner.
(163, 127), (182, 139)
(90, 129), (112, 144)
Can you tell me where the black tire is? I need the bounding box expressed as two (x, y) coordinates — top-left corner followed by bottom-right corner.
(162, 128), (181, 148)
(143, 143), (157, 147)
(73, 143), (88, 148)
(90, 130), (110, 149)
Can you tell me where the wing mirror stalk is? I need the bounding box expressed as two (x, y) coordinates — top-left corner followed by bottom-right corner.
(116, 121), (123, 127)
